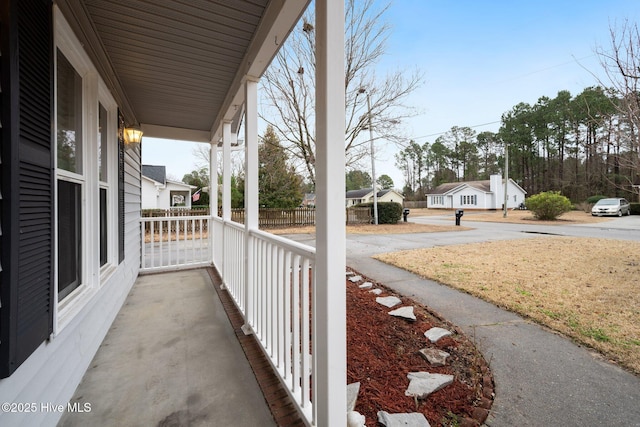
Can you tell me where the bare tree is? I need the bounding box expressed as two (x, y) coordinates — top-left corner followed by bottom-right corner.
(596, 20), (640, 194)
(192, 143), (245, 178)
(261, 0), (423, 186)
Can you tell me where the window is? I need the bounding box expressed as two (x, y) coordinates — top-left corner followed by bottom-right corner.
(57, 51), (83, 175)
(56, 49), (84, 302)
(99, 103), (109, 267)
(460, 195), (477, 206)
(57, 180), (82, 300)
(55, 12), (119, 314)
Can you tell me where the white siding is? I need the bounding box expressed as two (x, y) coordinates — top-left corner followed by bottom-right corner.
(449, 187), (485, 210)
(377, 191), (404, 204)
(428, 195), (446, 208)
(141, 177), (159, 209)
(491, 179), (526, 210)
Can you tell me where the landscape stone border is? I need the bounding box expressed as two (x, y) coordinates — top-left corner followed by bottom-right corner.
(346, 268), (495, 427)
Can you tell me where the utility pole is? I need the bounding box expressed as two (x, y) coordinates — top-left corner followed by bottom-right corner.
(503, 142), (509, 218)
(360, 88), (378, 225)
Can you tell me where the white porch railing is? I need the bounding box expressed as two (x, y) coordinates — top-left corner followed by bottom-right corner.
(212, 217), (316, 424)
(140, 215), (211, 272)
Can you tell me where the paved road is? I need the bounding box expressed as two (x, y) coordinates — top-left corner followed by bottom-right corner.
(283, 215), (640, 427)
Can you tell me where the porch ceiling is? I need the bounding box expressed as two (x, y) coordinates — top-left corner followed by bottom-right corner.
(59, 0), (308, 143)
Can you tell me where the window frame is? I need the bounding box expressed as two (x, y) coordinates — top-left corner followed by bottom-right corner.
(98, 85), (118, 277)
(55, 43), (90, 316)
(54, 8), (119, 332)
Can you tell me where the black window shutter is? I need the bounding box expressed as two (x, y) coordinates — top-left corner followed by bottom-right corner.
(0, 0), (54, 378)
(118, 111), (125, 263)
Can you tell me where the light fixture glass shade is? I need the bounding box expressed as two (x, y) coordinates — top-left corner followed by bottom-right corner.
(124, 127), (143, 145)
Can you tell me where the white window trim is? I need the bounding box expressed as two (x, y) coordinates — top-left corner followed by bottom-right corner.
(98, 82), (119, 283)
(54, 6), (119, 333)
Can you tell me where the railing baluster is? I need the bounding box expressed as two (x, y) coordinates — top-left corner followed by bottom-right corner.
(277, 246), (285, 372)
(141, 221), (146, 269)
(284, 250), (292, 383)
(151, 220), (155, 268)
(159, 220), (164, 266)
(301, 257), (311, 408)
(292, 253), (301, 398)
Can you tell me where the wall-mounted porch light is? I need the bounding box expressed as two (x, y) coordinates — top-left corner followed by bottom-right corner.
(124, 125), (143, 146)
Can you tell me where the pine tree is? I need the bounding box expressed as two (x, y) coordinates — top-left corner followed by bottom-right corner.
(259, 126), (303, 208)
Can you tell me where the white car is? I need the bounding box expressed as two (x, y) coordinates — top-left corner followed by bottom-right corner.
(591, 198), (631, 216)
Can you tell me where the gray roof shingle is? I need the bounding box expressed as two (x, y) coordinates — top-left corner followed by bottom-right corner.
(428, 179), (491, 195)
(346, 188), (395, 198)
(142, 165), (166, 185)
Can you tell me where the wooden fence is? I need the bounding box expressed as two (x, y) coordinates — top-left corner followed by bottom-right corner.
(142, 208), (210, 217)
(141, 207), (371, 228)
(403, 201), (428, 208)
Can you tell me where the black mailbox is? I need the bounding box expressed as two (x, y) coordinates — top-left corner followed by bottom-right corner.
(455, 209), (464, 226)
(402, 208), (410, 222)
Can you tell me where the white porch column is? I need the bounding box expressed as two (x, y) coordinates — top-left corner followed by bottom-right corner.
(210, 142), (218, 217)
(209, 142), (218, 266)
(222, 121), (232, 221)
(243, 77), (259, 332)
(315, 0), (346, 425)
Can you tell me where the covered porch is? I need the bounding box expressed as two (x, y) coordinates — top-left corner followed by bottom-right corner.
(0, 0), (346, 426)
(70, 0), (347, 423)
(64, 0), (346, 424)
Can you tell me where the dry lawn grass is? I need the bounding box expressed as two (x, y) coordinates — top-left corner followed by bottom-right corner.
(267, 222), (469, 235)
(373, 237), (640, 375)
(410, 208), (611, 225)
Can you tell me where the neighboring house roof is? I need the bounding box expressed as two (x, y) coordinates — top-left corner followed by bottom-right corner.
(428, 180), (491, 195)
(346, 188), (403, 199)
(427, 178), (526, 196)
(142, 166), (194, 190)
(142, 165), (166, 185)
(346, 188), (372, 198)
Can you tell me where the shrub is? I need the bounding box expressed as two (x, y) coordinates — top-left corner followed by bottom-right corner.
(631, 203), (640, 215)
(525, 191), (573, 220)
(586, 195), (607, 204)
(357, 201), (403, 224)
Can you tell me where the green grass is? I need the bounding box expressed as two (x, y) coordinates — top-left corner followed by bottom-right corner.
(582, 327), (611, 343)
(515, 286), (532, 297)
(539, 308), (561, 320)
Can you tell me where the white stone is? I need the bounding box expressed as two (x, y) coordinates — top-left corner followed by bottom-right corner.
(405, 372), (454, 399)
(347, 411), (366, 427)
(348, 275), (363, 282)
(377, 411), (431, 427)
(388, 306), (416, 321)
(376, 296), (402, 308)
(346, 271), (355, 276)
(369, 288), (383, 295)
(358, 282), (373, 289)
(347, 382), (360, 412)
(424, 327), (452, 343)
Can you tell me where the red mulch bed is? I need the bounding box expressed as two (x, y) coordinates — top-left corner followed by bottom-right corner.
(346, 269), (494, 426)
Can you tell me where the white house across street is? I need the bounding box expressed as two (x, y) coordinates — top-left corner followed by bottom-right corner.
(426, 175), (526, 210)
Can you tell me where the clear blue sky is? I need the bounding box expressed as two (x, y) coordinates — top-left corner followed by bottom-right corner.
(143, 0), (640, 188)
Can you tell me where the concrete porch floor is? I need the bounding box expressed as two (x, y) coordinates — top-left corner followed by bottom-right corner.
(58, 268), (292, 427)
